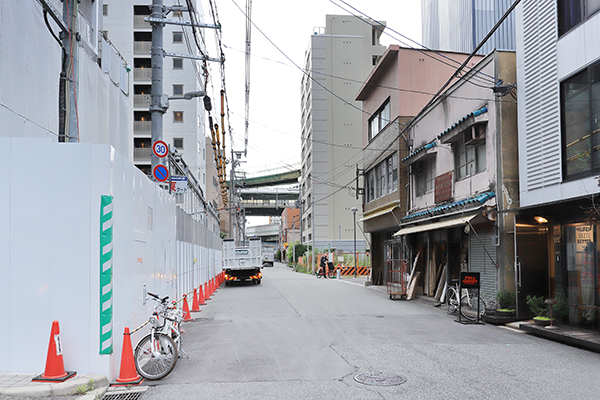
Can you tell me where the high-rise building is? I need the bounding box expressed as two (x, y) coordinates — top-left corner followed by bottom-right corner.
(300, 15), (386, 252)
(421, 0), (516, 54)
(102, 1), (208, 191)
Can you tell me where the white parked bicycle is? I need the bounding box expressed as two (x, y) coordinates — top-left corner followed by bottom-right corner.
(133, 292), (186, 380)
(446, 279), (486, 321)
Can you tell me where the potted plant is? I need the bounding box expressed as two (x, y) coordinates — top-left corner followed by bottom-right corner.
(551, 291), (569, 323)
(526, 295), (550, 325)
(526, 291), (569, 326)
(495, 290), (516, 317)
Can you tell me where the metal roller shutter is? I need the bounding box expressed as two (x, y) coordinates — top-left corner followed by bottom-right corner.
(469, 227), (497, 305)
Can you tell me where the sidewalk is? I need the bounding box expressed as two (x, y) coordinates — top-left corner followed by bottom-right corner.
(0, 374), (108, 400)
(338, 275), (600, 354)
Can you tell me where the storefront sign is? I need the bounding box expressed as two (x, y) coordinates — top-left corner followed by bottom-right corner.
(435, 171), (453, 203)
(460, 271), (480, 289)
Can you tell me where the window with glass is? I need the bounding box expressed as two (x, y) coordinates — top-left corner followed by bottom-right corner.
(173, 138), (184, 149)
(173, 58), (183, 70)
(365, 152), (398, 203)
(368, 99), (391, 141)
(173, 31), (183, 43)
(173, 111), (183, 123)
(561, 62), (600, 179)
(415, 158), (436, 196)
(558, 0), (600, 36)
(454, 129), (486, 180)
(173, 84), (183, 96)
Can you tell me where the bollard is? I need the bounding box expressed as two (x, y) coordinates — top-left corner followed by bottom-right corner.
(336, 269), (341, 280)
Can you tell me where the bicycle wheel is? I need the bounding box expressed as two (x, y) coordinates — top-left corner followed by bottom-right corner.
(316, 271), (322, 279)
(460, 294), (486, 321)
(327, 270), (335, 279)
(134, 332), (178, 380)
(446, 288), (459, 314)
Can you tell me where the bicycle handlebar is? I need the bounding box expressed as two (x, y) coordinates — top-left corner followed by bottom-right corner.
(148, 292), (169, 303)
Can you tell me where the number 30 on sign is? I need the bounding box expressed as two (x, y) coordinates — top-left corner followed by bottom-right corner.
(152, 140), (168, 158)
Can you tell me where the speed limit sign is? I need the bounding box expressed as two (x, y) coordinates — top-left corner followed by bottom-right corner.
(152, 140), (168, 158)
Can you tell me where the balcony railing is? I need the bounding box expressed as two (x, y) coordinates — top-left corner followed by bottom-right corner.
(134, 41), (151, 56)
(134, 94), (151, 108)
(133, 67), (152, 82)
(133, 15), (151, 30)
(134, 147), (152, 162)
(134, 120), (152, 135)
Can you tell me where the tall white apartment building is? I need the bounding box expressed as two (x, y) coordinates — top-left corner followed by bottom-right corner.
(300, 15), (386, 252)
(103, 1), (208, 191)
(421, 0), (516, 54)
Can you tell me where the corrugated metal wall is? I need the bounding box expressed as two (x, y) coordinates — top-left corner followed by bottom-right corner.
(469, 226), (497, 304)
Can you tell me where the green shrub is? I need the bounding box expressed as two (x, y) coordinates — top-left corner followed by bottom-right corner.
(496, 290), (516, 310)
(526, 295), (548, 317)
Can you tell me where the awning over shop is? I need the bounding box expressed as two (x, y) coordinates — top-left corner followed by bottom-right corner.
(393, 214), (477, 237)
(359, 202), (399, 222)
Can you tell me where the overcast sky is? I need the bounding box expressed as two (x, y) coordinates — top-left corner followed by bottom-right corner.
(201, 0), (422, 225)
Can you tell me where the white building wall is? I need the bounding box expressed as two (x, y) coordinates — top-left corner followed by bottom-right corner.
(300, 16), (382, 251)
(0, 0), (221, 377)
(103, 0), (208, 190)
(517, 2), (600, 206)
(0, 138), (221, 376)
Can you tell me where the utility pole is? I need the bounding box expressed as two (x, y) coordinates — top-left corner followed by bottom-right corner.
(147, 0), (220, 179)
(62, 0), (78, 142)
(150, 0), (166, 176)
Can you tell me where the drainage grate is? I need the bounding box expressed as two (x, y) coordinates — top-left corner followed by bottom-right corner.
(354, 371), (407, 386)
(101, 387), (147, 400)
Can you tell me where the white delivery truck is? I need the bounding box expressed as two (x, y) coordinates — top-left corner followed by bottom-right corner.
(262, 245), (275, 267)
(223, 238), (263, 285)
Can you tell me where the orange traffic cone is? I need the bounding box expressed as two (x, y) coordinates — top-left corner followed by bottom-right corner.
(112, 327), (143, 386)
(32, 320), (77, 382)
(182, 295), (193, 321)
(191, 288), (200, 311)
(204, 282), (211, 301)
(198, 284), (206, 305)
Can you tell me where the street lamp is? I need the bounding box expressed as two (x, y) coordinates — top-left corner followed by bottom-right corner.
(351, 207), (358, 278)
(292, 216), (296, 266)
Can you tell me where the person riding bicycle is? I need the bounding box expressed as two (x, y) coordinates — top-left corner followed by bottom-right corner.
(319, 254), (328, 278)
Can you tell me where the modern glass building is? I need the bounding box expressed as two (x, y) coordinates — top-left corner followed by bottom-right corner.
(421, 0), (516, 54)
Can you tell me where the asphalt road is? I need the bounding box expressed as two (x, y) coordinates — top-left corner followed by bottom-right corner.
(140, 262), (600, 400)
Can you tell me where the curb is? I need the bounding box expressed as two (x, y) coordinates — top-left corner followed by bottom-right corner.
(0, 374), (108, 398)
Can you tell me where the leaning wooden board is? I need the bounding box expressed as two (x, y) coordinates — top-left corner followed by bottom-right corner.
(407, 271), (421, 300)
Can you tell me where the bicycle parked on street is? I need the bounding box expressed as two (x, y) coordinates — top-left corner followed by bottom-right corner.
(446, 279), (486, 321)
(133, 292), (186, 380)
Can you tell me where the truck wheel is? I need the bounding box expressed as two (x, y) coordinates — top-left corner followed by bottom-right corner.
(256, 279), (261, 284)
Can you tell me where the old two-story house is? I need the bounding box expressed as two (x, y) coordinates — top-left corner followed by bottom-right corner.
(356, 45), (483, 285)
(395, 51), (518, 306)
(515, 1), (600, 326)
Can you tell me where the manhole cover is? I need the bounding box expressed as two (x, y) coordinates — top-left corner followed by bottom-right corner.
(354, 371), (407, 386)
